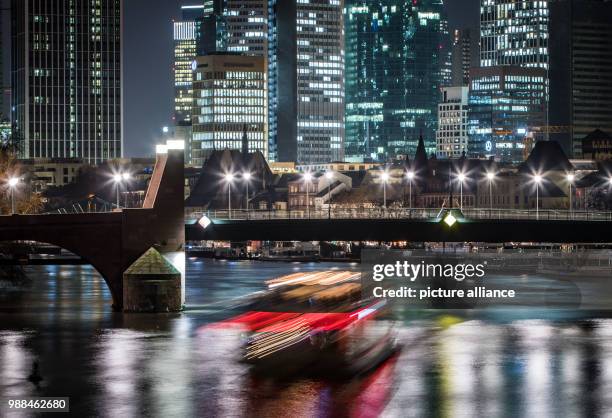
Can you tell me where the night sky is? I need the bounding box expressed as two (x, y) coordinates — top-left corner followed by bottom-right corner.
(2, 0), (479, 158)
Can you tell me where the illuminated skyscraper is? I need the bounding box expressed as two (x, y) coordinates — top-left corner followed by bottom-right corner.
(344, 0), (451, 162)
(479, 0), (549, 69)
(468, 66), (546, 162)
(174, 4), (205, 165)
(226, 0), (268, 55)
(191, 54), (268, 166)
(11, 0), (122, 162)
(268, 0), (345, 164)
(437, 86), (469, 159)
(174, 6), (203, 124)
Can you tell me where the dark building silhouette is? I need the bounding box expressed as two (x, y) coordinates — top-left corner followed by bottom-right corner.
(186, 148), (273, 209)
(581, 129), (612, 161)
(549, 0), (612, 157)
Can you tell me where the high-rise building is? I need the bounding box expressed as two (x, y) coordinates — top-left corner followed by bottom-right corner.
(198, 0), (228, 55)
(468, 66), (546, 163)
(11, 0), (122, 163)
(226, 0), (268, 55)
(268, 0), (345, 164)
(344, 0), (451, 162)
(191, 54), (268, 166)
(437, 86), (469, 159)
(451, 29), (477, 87)
(174, 5), (204, 165)
(480, 0), (549, 69)
(549, 0), (612, 157)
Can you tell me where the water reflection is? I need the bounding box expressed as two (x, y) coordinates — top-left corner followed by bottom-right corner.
(0, 261), (611, 417)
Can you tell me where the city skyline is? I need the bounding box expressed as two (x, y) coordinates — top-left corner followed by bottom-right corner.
(2, 0), (479, 158)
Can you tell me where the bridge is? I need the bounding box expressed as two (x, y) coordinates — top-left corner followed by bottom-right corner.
(186, 208), (612, 243)
(0, 148), (185, 311)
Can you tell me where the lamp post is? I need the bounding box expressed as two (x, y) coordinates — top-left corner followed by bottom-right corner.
(534, 174), (542, 220)
(303, 172), (312, 218)
(566, 173), (575, 218)
(406, 170), (415, 210)
(486, 171), (495, 213)
(457, 173), (466, 211)
(243, 172), (251, 214)
(381, 171), (390, 209)
(225, 173), (234, 219)
(325, 171), (333, 219)
(113, 174), (122, 208)
(121, 173), (130, 208)
(8, 177), (18, 214)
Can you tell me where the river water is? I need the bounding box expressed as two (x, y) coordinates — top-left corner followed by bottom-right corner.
(1, 259), (612, 417)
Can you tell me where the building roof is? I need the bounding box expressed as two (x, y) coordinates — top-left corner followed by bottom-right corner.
(124, 248), (180, 277)
(518, 140), (573, 174)
(583, 129), (611, 142)
(185, 149), (273, 208)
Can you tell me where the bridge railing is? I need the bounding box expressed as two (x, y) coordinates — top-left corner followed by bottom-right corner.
(187, 208), (612, 222)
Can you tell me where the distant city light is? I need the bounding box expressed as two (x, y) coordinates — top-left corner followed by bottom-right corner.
(406, 170), (415, 180)
(224, 173), (235, 183)
(8, 177), (19, 187)
(486, 172), (495, 181)
(381, 172), (390, 182)
(303, 172), (313, 182)
(122, 173), (130, 181)
(243, 172), (252, 181)
(534, 174), (543, 184)
(457, 173), (466, 183)
(113, 174), (123, 183)
(566, 173), (575, 182)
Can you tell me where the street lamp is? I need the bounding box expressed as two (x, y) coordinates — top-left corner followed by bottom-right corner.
(486, 171), (495, 212)
(381, 171), (390, 209)
(534, 174), (542, 220)
(406, 170), (415, 209)
(303, 172), (313, 218)
(8, 177), (18, 215)
(225, 173), (234, 219)
(566, 173), (575, 217)
(457, 173), (466, 211)
(243, 172), (252, 213)
(112, 173), (123, 208)
(325, 171), (334, 219)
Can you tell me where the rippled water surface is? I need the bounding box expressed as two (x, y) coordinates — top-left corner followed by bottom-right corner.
(1, 259), (612, 417)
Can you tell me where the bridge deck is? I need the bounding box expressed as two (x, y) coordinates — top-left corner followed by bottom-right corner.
(186, 209), (612, 243)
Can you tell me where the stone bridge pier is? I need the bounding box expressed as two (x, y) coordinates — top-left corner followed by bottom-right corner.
(0, 146), (185, 311)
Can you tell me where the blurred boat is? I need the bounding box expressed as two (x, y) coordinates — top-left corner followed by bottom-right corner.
(215, 271), (399, 378)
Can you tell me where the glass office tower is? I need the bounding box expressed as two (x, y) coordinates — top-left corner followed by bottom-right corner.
(468, 66), (546, 163)
(344, 0), (451, 162)
(480, 0), (549, 69)
(11, 0), (122, 162)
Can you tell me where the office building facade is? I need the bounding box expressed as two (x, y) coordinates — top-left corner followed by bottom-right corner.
(480, 0), (549, 69)
(11, 0), (122, 163)
(191, 54), (267, 166)
(468, 66), (546, 163)
(174, 4), (205, 164)
(344, 0), (451, 162)
(437, 86), (469, 159)
(268, 0), (344, 164)
(226, 0), (268, 55)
